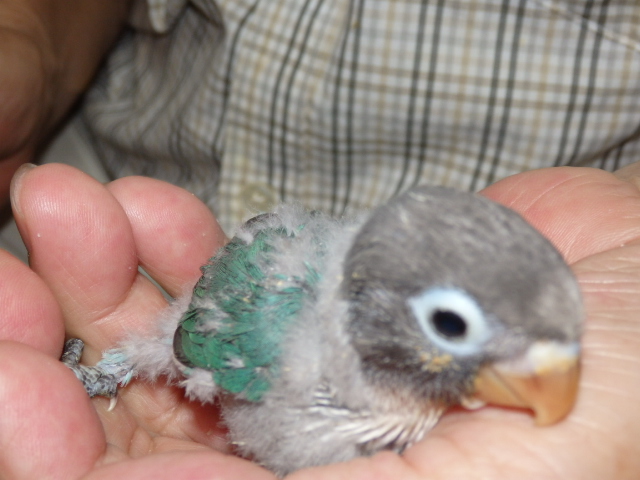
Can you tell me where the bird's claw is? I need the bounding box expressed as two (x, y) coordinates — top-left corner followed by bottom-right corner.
(61, 338), (121, 399)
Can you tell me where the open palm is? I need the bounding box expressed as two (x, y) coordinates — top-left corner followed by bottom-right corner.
(1, 163), (639, 479)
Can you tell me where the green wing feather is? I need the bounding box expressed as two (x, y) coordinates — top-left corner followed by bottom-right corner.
(174, 224), (320, 402)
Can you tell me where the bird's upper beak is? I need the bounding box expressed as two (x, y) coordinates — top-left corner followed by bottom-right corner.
(471, 341), (580, 425)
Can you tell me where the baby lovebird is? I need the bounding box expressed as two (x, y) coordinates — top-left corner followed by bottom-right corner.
(63, 185), (583, 476)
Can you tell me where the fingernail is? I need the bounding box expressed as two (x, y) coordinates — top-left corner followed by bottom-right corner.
(10, 163), (37, 218)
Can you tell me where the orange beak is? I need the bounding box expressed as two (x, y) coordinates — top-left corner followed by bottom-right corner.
(471, 341), (580, 425)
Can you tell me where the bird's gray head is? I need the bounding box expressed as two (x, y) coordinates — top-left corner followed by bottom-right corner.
(342, 186), (583, 422)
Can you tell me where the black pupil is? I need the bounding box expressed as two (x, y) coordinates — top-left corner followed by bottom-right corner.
(431, 309), (467, 339)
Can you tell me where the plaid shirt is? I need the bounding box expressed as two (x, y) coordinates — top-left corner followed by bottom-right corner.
(83, 0), (640, 232)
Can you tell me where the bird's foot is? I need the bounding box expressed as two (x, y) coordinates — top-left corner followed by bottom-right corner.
(61, 339), (135, 409)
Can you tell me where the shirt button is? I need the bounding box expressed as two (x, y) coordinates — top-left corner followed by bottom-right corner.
(240, 182), (278, 213)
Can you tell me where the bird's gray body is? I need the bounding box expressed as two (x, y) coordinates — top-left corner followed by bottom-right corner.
(73, 186), (583, 476)
(215, 208), (445, 472)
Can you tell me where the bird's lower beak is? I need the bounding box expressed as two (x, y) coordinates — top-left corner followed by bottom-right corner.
(471, 341), (580, 425)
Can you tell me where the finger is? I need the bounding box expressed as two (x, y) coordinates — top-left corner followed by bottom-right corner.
(11, 163), (159, 351)
(614, 160), (640, 190)
(480, 167), (640, 263)
(106, 176), (226, 298)
(84, 450), (276, 480)
(0, 341), (105, 480)
(566, 246), (640, 476)
(0, 248), (63, 356)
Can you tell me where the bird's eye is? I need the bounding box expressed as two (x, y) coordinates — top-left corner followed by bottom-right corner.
(408, 288), (492, 356)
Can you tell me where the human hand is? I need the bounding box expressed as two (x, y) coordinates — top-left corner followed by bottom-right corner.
(0, 163), (271, 479)
(1, 163), (640, 479)
(0, 1), (130, 204)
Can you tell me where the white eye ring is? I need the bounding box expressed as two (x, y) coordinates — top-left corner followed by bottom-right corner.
(407, 288), (493, 356)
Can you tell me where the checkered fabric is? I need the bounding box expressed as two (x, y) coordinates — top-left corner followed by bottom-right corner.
(83, 0), (640, 232)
